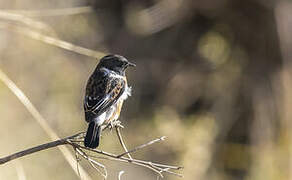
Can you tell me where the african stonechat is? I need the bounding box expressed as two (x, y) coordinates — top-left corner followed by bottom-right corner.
(84, 54), (135, 148)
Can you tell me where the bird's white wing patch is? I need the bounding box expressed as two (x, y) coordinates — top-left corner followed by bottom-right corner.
(94, 111), (106, 125)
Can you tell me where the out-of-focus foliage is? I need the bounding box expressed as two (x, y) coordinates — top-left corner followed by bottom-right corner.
(0, 0), (291, 179)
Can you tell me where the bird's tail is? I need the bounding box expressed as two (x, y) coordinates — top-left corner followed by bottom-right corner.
(84, 121), (101, 148)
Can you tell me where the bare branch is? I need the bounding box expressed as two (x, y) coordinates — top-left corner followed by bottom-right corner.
(118, 171), (125, 180)
(0, 133), (83, 165)
(0, 131), (182, 178)
(68, 137), (182, 177)
(115, 125), (133, 160)
(0, 139), (65, 165)
(0, 11), (54, 33)
(1, 6), (93, 17)
(117, 136), (166, 158)
(75, 147), (107, 179)
(0, 22), (106, 59)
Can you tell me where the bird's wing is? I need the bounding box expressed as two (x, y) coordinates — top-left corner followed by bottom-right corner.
(84, 71), (126, 117)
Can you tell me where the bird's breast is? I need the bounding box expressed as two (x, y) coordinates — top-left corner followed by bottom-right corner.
(121, 85), (132, 100)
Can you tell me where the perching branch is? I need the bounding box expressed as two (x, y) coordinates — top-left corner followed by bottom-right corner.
(0, 133), (82, 165)
(67, 128), (183, 178)
(114, 121), (133, 160)
(0, 130), (183, 178)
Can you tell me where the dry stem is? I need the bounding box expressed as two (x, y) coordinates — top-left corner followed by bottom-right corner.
(115, 125), (133, 160)
(1, 6), (93, 17)
(117, 136), (166, 158)
(0, 131), (183, 178)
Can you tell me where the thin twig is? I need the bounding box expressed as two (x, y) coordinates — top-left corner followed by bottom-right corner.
(0, 11), (54, 33)
(117, 154), (182, 177)
(74, 147), (81, 178)
(72, 134), (181, 173)
(70, 140), (84, 143)
(0, 132), (182, 178)
(87, 153), (164, 177)
(108, 155), (182, 171)
(71, 140), (181, 177)
(117, 136), (166, 158)
(1, 6), (93, 17)
(161, 169), (183, 177)
(133, 159), (183, 170)
(115, 126), (133, 160)
(0, 22), (106, 59)
(68, 140), (178, 177)
(118, 171), (125, 180)
(75, 147), (107, 179)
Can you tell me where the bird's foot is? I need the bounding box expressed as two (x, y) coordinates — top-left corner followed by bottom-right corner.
(112, 120), (124, 129)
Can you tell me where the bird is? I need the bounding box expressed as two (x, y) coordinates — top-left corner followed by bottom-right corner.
(83, 54), (136, 148)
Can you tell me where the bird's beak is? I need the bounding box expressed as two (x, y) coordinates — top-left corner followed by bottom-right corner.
(127, 62), (136, 67)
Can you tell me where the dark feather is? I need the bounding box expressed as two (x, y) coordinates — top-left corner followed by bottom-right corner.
(84, 68), (126, 122)
(84, 121), (101, 148)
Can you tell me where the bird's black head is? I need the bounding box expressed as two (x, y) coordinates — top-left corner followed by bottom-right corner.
(97, 54), (136, 75)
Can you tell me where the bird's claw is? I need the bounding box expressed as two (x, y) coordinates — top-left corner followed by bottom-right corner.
(113, 120), (124, 128)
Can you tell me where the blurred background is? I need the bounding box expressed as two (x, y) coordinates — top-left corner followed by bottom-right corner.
(0, 0), (291, 179)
